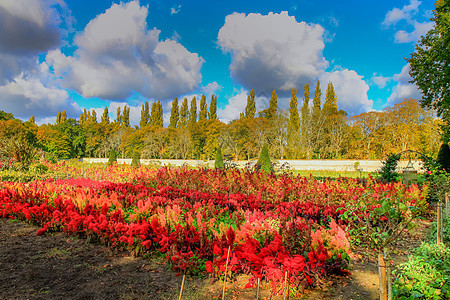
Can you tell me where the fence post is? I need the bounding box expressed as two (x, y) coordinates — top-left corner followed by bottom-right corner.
(178, 274), (186, 300)
(222, 246), (231, 300)
(437, 202), (442, 245)
(378, 253), (387, 300)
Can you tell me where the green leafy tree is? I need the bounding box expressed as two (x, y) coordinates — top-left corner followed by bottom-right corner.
(28, 116), (35, 124)
(122, 106), (130, 127)
(244, 89), (256, 118)
(115, 107), (122, 125)
(169, 97), (179, 128)
(0, 110), (14, 121)
(180, 98), (189, 128)
(408, 0), (450, 127)
(90, 109), (98, 123)
(288, 88), (300, 133)
(214, 147), (224, 169)
(209, 95), (218, 120)
(199, 95), (207, 121)
(257, 144), (273, 172)
(189, 97), (197, 126)
(150, 102), (163, 127)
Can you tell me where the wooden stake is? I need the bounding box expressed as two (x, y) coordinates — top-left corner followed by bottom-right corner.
(437, 203), (441, 245)
(378, 254), (387, 300)
(256, 277), (260, 300)
(446, 193), (449, 217)
(384, 248), (392, 300)
(222, 246), (231, 300)
(283, 271), (288, 300)
(178, 274), (186, 300)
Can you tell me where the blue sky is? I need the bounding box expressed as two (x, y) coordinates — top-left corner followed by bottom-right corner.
(0, 0), (435, 125)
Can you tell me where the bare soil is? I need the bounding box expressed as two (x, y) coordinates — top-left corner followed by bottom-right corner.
(0, 218), (430, 300)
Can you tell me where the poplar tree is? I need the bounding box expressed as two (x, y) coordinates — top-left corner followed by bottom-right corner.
(101, 107), (110, 125)
(288, 88), (300, 132)
(56, 111), (61, 124)
(323, 81), (338, 115)
(267, 89), (278, 120)
(28, 116), (35, 124)
(180, 98), (189, 128)
(313, 80), (322, 118)
(90, 110), (97, 123)
(209, 95), (217, 120)
(151, 102), (163, 127)
(189, 97), (197, 126)
(80, 109), (87, 125)
(116, 107), (122, 125)
(140, 101), (150, 128)
(122, 106), (129, 127)
(199, 94), (207, 121)
(61, 111), (67, 123)
(169, 97), (179, 128)
(301, 83), (310, 133)
(244, 89), (256, 118)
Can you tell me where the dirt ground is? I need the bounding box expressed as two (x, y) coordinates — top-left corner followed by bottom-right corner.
(0, 218), (430, 300)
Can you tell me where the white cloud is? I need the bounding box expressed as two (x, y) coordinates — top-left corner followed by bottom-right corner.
(0, 0), (65, 84)
(319, 69), (373, 116)
(387, 63), (421, 106)
(394, 21), (433, 43)
(48, 1), (203, 100)
(217, 11), (327, 96)
(217, 89), (248, 123)
(202, 82), (222, 97)
(0, 70), (80, 122)
(170, 5), (181, 15)
(371, 74), (392, 89)
(382, 0), (433, 44)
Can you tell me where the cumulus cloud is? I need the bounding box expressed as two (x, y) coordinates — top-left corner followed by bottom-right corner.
(217, 89), (248, 123)
(382, 0), (433, 43)
(48, 1), (203, 100)
(217, 11), (327, 96)
(319, 69), (373, 116)
(387, 63), (421, 106)
(0, 0), (65, 83)
(371, 74), (392, 89)
(202, 82), (222, 97)
(0, 70), (80, 122)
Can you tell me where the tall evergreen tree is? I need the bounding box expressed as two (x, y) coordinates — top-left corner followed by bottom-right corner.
(199, 95), (207, 121)
(189, 97), (197, 126)
(288, 88), (300, 132)
(267, 89), (278, 119)
(244, 89), (256, 118)
(101, 107), (110, 125)
(209, 95), (217, 120)
(61, 111), (67, 123)
(180, 97), (189, 128)
(56, 111), (61, 125)
(301, 83), (310, 133)
(140, 101), (150, 128)
(323, 81), (338, 115)
(122, 106), (129, 127)
(169, 97), (179, 128)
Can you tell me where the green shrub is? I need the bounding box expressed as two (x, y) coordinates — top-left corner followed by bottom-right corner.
(437, 143), (450, 172)
(108, 150), (117, 166)
(393, 243), (450, 299)
(214, 148), (224, 169)
(257, 145), (273, 173)
(131, 151), (140, 168)
(379, 153), (400, 182)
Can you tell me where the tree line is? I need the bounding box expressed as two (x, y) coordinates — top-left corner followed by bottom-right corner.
(0, 80), (442, 162)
